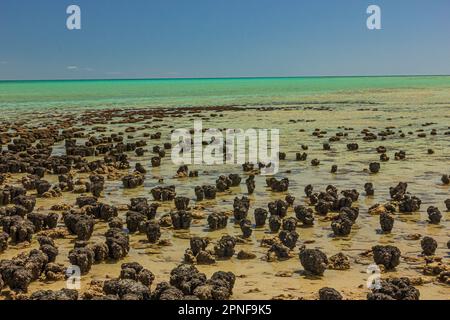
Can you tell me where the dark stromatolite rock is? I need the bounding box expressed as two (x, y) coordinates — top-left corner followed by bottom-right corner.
(120, 262), (155, 287)
(283, 195), (295, 207)
(347, 143), (359, 151)
(174, 196), (190, 210)
(103, 278), (151, 300)
(266, 177), (289, 192)
(268, 199), (288, 217)
(328, 252), (351, 270)
(0, 250), (48, 292)
(372, 245), (401, 269)
(445, 199), (450, 211)
(12, 195), (36, 213)
(21, 175), (40, 190)
(378, 211), (394, 232)
(151, 185), (176, 201)
(398, 195), (422, 213)
(194, 186), (204, 201)
(394, 150), (406, 160)
(279, 230), (299, 249)
(330, 165), (338, 173)
(36, 180), (52, 196)
(128, 198), (159, 219)
(246, 175), (255, 194)
(1, 216), (35, 243)
(216, 175), (232, 192)
(122, 174), (144, 189)
(242, 162), (254, 172)
(239, 219), (252, 238)
(63, 211), (94, 240)
(76, 196), (97, 208)
(367, 278), (420, 300)
(202, 185), (217, 199)
(89, 175), (105, 197)
(341, 189), (359, 202)
(315, 200), (331, 215)
(190, 237), (209, 256)
(227, 174), (241, 187)
(214, 235), (236, 258)
(254, 208), (268, 227)
(0, 232), (9, 252)
(87, 203), (118, 221)
(108, 217), (123, 229)
(421, 236), (437, 256)
(170, 210), (192, 229)
(193, 271), (236, 300)
(267, 242), (290, 260)
(152, 282), (185, 300)
(380, 153), (390, 161)
(331, 216), (353, 236)
(40, 243), (59, 263)
(207, 212), (228, 230)
(268, 215), (282, 233)
(90, 243), (109, 263)
(105, 228), (129, 260)
(151, 157), (161, 167)
(294, 205), (314, 226)
(125, 211), (146, 233)
(319, 287), (343, 300)
(68, 246), (95, 274)
(427, 206), (442, 224)
(144, 220), (161, 243)
(135, 163), (146, 174)
(169, 264), (207, 295)
(233, 196), (250, 221)
(389, 182), (408, 200)
(282, 217), (297, 232)
(442, 174), (450, 185)
(364, 182), (374, 196)
(30, 288), (79, 300)
(135, 147), (145, 157)
(369, 162), (380, 174)
(299, 247), (328, 276)
(296, 152), (307, 161)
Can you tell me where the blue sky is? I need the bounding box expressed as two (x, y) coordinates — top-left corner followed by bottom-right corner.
(0, 0), (449, 80)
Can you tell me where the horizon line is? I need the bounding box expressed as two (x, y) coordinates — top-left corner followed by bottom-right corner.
(1, 73), (450, 83)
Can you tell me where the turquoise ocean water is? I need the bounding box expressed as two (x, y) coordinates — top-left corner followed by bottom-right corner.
(1, 76), (450, 111)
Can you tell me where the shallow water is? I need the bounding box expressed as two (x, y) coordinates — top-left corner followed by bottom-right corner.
(0, 78), (449, 300)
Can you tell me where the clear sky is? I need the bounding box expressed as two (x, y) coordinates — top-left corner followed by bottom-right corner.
(0, 0), (449, 80)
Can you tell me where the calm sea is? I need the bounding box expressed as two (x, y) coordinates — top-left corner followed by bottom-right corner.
(1, 76), (450, 111)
